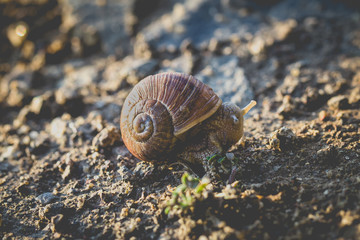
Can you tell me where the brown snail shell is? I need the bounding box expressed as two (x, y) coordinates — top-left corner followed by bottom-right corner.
(120, 72), (222, 162)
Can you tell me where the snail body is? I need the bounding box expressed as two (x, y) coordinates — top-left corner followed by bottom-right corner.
(120, 72), (256, 165)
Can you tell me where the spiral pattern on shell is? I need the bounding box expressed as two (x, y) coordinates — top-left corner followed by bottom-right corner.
(120, 72), (222, 162)
(121, 99), (175, 161)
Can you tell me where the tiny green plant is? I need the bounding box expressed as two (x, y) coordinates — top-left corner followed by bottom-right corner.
(206, 153), (220, 163)
(205, 153), (235, 175)
(165, 172), (209, 215)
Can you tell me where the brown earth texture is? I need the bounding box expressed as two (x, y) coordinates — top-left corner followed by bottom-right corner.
(0, 0), (360, 239)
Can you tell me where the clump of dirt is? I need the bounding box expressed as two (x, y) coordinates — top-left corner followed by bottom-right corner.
(0, 0), (359, 239)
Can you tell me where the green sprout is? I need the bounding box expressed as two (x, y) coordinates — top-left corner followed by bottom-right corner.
(205, 153), (235, 176)
(165, 172), (209, 215)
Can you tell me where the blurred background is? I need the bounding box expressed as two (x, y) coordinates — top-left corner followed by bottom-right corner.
(0, 0), (359, 121)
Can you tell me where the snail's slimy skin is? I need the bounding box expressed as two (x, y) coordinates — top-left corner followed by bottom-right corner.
(176, 101), (256, 165)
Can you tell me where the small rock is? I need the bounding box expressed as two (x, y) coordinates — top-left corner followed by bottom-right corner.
(7, 81), (31, 107)
(269, 127), (297, 151)
(28, 92), (53, 117)
(58, 153), (77, 180)
(249, 36), (266, 55)
(323, 78), (347, 95)
(226, 153), (235, 161)
(61, 164), (74, 180)
(29, 95), (44, 114)
(13, 106), (32, 128)
(38, 202), (65, 221)
(0, 145), (16, 161)
(0, 68), (32, 107)
(348, 87), (360, 107)
(338, 210), (358, 228)
(0, 213), (2, 227)
(51, 214), (69, 233)
(50, 118), (67, 140)
(44, 35), (71, 65)
(327, 95), (350, 110)
(318, 110), (329, 121)
(36, 192), (59, 205)
(92, 125), (121, 150)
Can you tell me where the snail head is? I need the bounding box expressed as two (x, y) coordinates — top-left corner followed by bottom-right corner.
(219, 100), (257, 146)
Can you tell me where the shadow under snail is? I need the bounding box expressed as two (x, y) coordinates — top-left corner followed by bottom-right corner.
(120, 72), (256, 165)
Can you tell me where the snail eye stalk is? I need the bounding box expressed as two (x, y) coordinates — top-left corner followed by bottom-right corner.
(242, 100), (257, 115)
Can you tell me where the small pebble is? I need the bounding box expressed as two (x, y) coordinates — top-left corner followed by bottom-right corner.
(36, 192), (59, 205)
(51, 214), (67, 233)
(92, 125), (121, 150)
(29, 95), (44, 114)
(225, 152), (235, 161)
(50, 118), (67, 140)
(269, 127), (296, 151)
(327, 95), (350, 110)
(318, 110), (329, 121)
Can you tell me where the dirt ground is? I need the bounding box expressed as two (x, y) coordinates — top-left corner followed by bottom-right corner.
(0, 0), (359, 239)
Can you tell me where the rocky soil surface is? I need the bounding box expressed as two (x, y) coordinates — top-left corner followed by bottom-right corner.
(0, 0), (359, 239)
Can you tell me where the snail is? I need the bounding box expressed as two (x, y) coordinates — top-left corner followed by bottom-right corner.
(120, 72), (256, 165)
